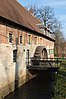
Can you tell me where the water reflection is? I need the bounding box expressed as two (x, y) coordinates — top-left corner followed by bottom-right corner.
(4, 71), (54, 99)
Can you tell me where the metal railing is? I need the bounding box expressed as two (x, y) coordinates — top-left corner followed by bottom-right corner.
(26, 57), (62, 67)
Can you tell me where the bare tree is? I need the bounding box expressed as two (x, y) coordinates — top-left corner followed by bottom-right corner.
(26, 5), (65, 57)
(54, 24), (65, 57)
(37, 6), (54, 26)
(28, 5), (38, 16)
(27, 5), (59, 32)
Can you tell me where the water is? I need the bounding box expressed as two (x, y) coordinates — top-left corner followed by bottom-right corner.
(4, 71), (54, 99)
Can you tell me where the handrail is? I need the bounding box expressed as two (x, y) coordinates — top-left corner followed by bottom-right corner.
(26, 57), (63, 67)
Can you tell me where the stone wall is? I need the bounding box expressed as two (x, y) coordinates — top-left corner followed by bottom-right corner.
(0, 43), (37, 98)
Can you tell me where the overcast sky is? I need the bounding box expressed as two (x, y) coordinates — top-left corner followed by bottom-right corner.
(18, 0), (66, 38)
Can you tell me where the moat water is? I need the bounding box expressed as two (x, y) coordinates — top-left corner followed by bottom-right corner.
(4, 71), (55, 99)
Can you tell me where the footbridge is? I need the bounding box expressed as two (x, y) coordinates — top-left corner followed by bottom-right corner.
(27, 46), (61, 73)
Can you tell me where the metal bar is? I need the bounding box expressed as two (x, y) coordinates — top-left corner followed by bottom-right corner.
(27, 57), (63, 68)
(27, 50), (29, 65)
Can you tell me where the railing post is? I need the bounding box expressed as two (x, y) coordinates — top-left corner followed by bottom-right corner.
(57, 58), (58, 66)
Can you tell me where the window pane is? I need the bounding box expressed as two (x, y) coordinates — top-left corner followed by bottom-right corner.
(35, 37), (37, 44)
(20, 36), (22, 43)
(9, 33), (12, 43)
(28, 35), (30, 44)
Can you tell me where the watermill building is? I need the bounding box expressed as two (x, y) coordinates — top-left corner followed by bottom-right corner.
(0, 0), (55, 98)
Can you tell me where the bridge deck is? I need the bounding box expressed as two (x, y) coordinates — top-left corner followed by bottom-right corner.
(27, 58), (61, 72)
(27, 65), (59, 72)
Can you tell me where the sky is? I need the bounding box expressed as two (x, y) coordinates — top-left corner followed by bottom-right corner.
(18, 0), (66, 38)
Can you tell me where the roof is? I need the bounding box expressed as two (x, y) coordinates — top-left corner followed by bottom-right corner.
(0, 0), (41, 33)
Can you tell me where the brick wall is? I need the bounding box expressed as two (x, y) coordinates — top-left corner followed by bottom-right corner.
(0, 24), (54, 49)
(0, 23), (54, 98)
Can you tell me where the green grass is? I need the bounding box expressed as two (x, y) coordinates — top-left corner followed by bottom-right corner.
(52, 61), (66, 99)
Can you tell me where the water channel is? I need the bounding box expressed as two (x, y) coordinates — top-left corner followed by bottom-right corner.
(4, 71), (55, 99)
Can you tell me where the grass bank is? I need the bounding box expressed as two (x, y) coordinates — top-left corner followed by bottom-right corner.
(52, 60), (66, 99)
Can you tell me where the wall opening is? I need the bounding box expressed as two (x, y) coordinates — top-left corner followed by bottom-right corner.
(13, 50), (17, 62)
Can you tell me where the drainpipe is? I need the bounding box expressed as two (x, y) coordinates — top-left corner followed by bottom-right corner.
(27, 49), (29, 66)
(15, 37), (19, 92)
